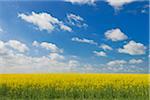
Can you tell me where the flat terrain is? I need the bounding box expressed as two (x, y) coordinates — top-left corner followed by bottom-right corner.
(0, 74), (149, 100)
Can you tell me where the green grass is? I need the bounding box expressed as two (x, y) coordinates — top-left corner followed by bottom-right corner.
(0, 84), (149, 100)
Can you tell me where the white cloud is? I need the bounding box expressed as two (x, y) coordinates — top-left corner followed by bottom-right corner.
(0, 53), (72, 73)
(68, 60), (79, 67)
(118, 40), (146, 55)
(40, 42), (62, 53)
(107, 60), (127, 66)
(6, 40), (29, 53)
(32, 41), (39, 47)
(67, 13), (84, 22)
(0, 53), (81, 73)
(0, 40), (29, 53)
(99, 44), (113, 51)
(32, 41), (63, 53)
(72, 37), (97, 45)
(129, 59), (143, 64)
(65, 0), (96, 5)
(0, 40), (82, 73)
(106, 0), (135, 10)
(93, 51), (107, 57)
(49, 53), (65, 61)
(59, 23), (72, 32)
(0, 40), (11, 55)
(105, 28), (128, 41)
(67, 13), (88, 28)
(18, 12), (72, 32)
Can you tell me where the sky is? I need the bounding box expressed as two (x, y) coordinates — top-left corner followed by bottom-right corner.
(0, 0), (149, 73)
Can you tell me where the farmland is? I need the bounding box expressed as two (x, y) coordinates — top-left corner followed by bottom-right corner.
(0, 74), (149, 100)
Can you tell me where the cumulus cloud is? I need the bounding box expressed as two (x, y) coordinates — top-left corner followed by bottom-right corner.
(105, 28), (128, 41)
(18, 12), (72, 32)
(0, 40), (29, 53)
(65, 0), (96, 5)
(106, 0), (135, 10)
(32, 41), (63, 53)
(129, 59), (143, 64)
(32, 41), (39, 47)
(0, 41), (11, 55)
(49, 53), (65, 61)
(0, 40), (82, 73)
(107, 60), (127, 66)
(118, 40), (146, 55)
(106, 58), (144, 68)
(68, 60), (79, 67)
(99, 44), (113, 51)
(67, 13), (88, 28)
(0, 53), (75, 73)
(72, 37), (97, 45)
(6, 40), (29, 53)
(93, 51), (107, 57)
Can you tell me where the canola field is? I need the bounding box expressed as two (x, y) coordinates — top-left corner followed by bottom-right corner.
(0, 74), (149, 100)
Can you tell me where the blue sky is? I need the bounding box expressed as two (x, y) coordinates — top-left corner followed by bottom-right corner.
(0, 0), (149, 73)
